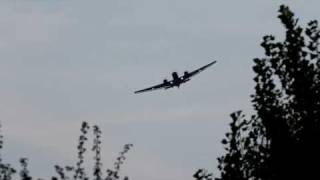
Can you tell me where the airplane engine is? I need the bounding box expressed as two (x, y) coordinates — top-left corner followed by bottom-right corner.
(184, 71), (189, 76)
(163, 79), (168, 83)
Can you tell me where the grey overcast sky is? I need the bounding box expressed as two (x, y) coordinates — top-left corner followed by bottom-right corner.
(0, 1), (319, 180)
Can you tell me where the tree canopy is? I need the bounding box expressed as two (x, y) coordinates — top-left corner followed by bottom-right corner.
(217, 5), (320, 180)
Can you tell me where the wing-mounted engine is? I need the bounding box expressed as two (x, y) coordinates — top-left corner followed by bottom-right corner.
(181, 71), (191, 83)
(163, 79), (172, 89)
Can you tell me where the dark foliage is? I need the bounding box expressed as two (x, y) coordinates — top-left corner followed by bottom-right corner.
(193, 169), (213, 180)
(105, 144), (133, 180)
(216, 112), (268, 180)
(74, 122), (90, 180)
(92, 125), (102, 180)
(0, 122), (133, 180)
(19, 158), (32, 180)
(0, 123), (16, 180)
(216, 5), (320, 180)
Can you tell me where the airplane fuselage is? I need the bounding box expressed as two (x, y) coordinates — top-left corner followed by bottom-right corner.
(171, 72), (182, 87)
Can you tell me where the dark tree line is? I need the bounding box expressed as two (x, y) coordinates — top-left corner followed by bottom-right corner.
(0, 122), (133, 180)
(216, 5), (320, 180)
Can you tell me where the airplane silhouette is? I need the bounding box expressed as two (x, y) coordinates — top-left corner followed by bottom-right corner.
(134, 60), (217, 94)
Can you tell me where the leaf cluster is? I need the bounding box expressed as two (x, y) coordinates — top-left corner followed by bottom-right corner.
(217, 4), (320, 180)
(0, 122), (133, 180)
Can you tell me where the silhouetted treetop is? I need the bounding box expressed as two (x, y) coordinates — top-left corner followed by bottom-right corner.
(0, 122), (133, 180)
(217, 4), (320, 180)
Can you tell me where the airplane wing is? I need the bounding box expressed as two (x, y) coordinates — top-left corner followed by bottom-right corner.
(134, 81), (172, 94)
(182, 60), (217, 80)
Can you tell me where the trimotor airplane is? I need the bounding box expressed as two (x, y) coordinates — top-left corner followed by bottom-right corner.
(134, 60), (217, 94)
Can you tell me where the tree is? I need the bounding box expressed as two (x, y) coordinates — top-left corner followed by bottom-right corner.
(0, 122), (133, 180)
(217, 5), (320, 180)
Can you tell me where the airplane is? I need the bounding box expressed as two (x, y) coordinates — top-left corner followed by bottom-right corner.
(134, 60), (217, 94)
